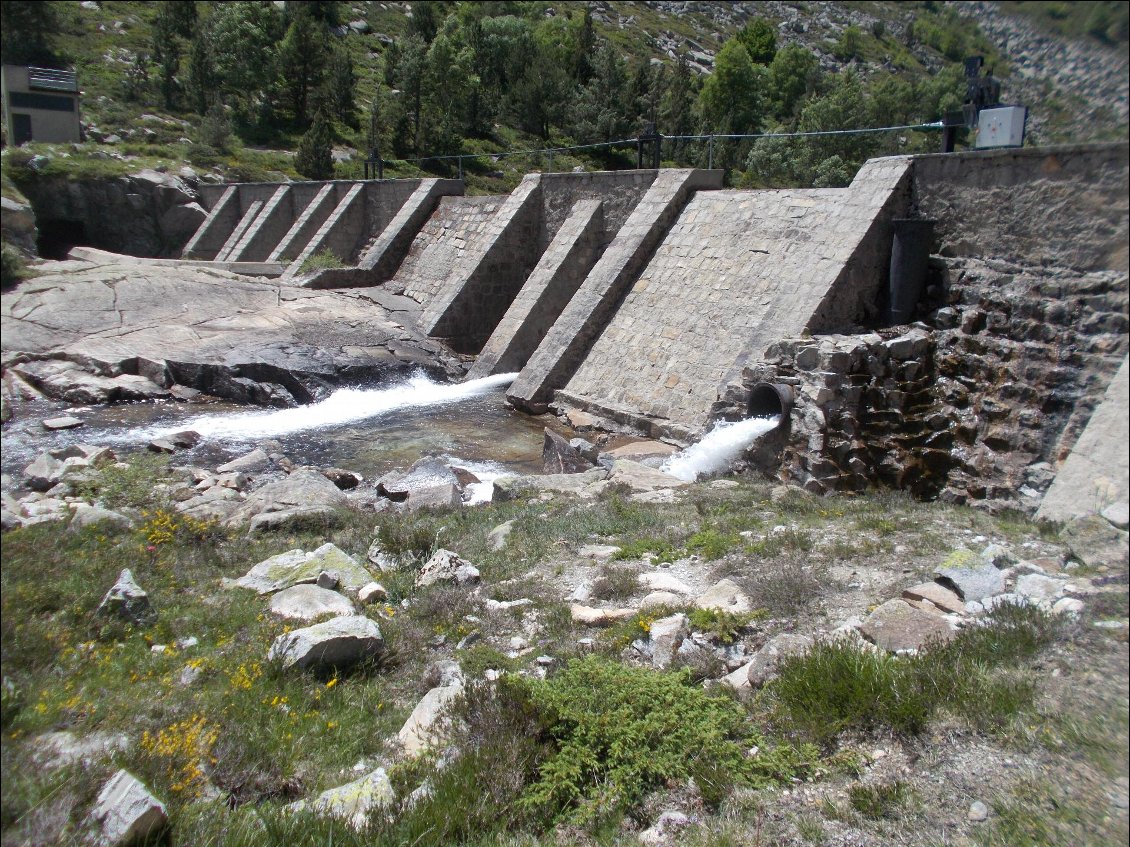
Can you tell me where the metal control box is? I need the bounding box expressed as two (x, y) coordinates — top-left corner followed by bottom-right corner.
(975, 105), (1028, 148)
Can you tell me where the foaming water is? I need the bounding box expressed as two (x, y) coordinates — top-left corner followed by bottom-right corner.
(661, 416), (780, 482)
(143, 372), (518, 442)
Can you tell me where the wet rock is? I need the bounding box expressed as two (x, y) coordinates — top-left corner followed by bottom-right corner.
(600, 440), (679, 464)
(97, 569), (155, 625)
(416, 549), (480, 588)
(543, 428), (594, 474)
(269, 585), (356, 621)
(398, 681), (464, 756)
(287, 768), (394, 831)
(860, 599), (956, 653)
(747, 633), (814, 687)
(148, 430), (201, 454)
(224, 470), (348, 529)
(268, 616), (385, 672)
(43, 416), (84, 430)
(694, 579), (752, 615)
(235, 543), (374, 595)
(902, 582), (965, 614)
(88, 770), (167, 847)
(570, 604), (635, 625)
(378, 458), (462, 501)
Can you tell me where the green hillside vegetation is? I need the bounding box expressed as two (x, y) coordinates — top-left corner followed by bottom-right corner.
(2, 0), (1080, 193)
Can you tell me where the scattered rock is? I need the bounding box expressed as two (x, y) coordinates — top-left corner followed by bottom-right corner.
(268, 616), (385, 672)
(902, 582), (965, 614)
(1061, 515), (1129, 568)
(357, 582), (387, 604)
(322, 468), (363, 490)
(487, 519), (515, 551)
(570, 604), (635, 625)
(23, 452), (65, 492)
(42, 416), (84, 430)
(35, 731), (130, 770)
(398, 681), (464, 756)
(88, 770), (167, 847)
(601, 440), (679, 463)
(747, 633), (814, 687)
(235, 543), (374, 595)
(268, 585), (356, 621)
(224, 469), (349, 529)
(97, 569), (155, 625)
(69, 503), (134, 531)
(288, 768), (394, 831)
(968, 800), (990, 822)
(860, 599), (956, 653)
(1015, 573), (1067, 604)
(416, 549), (480, 588)
(639, 572), (693, 595)
(493, 467), (609, 501)
(216, 448), (271, 473)
(718, 661), (756, 691)
(639, 810), (694, 846)
(694, 579), (752, 615)
(607, 459), (688, 492)
(407, 483), (462, 511)
(649, 613), (688, 669)
(1100, 501), (1129, 530)
(1052, 597), (1085, 617)
(934, 561), (1006, 602)
(640, 590), (683, 609)
(578, 544), (621, 559)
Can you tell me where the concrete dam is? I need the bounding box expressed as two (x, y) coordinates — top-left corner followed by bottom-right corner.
(181, 142), (1129, 516)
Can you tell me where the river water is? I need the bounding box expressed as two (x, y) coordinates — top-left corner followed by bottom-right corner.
(2, 372), (781, 491)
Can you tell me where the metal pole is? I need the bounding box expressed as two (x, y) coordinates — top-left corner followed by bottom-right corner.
(458, 156), (463, 180)
(708, 135), (714, 170)
(548, 149), (554, 172)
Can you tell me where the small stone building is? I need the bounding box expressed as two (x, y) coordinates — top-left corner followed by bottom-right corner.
(1, 65), (81, 145)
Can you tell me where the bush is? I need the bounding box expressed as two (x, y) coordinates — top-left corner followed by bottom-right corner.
(514, 656), (813, 826)
(1, 242), (31, 290)
(297, 248), (346, 274)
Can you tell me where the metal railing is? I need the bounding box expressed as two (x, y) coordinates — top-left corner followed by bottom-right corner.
(27, 66), (79, 93)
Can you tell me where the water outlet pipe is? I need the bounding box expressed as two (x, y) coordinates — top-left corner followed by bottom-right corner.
(748, 383), (794, 423)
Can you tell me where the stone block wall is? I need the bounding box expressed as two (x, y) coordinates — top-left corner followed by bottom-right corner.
(554, 158), (911, 438)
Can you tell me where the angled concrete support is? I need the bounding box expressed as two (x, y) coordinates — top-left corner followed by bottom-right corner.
(180, 185), (239, 260)
(228, 185), (294, 262)
(214, 200), (262, 263)
(283, 183), (366, 279)
(358, 179), (464, 280)
(418, 175), (545, 353)
(507, 169), (723, 412)
(467, 198), (605, 379)
(268, 183), (336, 263)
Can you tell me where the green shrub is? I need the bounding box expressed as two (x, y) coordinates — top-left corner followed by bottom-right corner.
(1, 242), (32, 290)
(687, 607), (763, 645)
(514, 656), (814, 826)
(612, 536), (682, 562)
(297, 248), (346, 274)
(848, 780), (912, 819)
(686, 528), (742, 560)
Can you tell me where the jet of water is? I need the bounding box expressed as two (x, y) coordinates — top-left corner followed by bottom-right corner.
(145, 371), (518, 440)
(661, 416), (780, 482)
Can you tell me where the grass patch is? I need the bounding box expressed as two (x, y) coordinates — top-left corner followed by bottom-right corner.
(769, 602), (1061, 746)
(297, 248), (346, 274)
(847, 780), (913, 820)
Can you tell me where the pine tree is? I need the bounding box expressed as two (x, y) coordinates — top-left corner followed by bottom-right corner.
(295, 109), (334, 180)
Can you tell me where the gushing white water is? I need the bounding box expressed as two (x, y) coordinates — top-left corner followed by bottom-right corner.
(145, 372), (518, 441)
(661, 416), (780, 482)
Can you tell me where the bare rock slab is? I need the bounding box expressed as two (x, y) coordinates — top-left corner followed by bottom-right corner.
(43, 416), (84, 430)
(224, 470), (348, 529)
(269, 616), (384, 672)
(860, 599), (956, 653)
(269, 585), (356, 621)
(649, 613), (689, 669)
(570, 604), (635, 625)
(89, 770), (167, 847)
(934, 562), (1005, 602)
(1061, 515), (1129, 568)
(416, 549), (480, 588)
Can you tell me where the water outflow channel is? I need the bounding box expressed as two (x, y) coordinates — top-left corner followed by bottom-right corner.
(2, 372), (782, 494)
